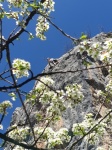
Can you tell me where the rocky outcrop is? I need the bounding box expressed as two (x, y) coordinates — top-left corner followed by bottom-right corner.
(7, 32), (112, 150)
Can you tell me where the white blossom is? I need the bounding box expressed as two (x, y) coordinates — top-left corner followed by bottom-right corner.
(99, 51), (110, 61)
(0, 124), (3, 130)
(97, 90), (103, 97)
(96, 147), (105, 150)
(8, 126), (30, 142)
(9, 92), (16, 101)
(92, 42), (101, 49)
(104, 39), (112, 49)
(55, 128), (70, 142)
(0, 3), (3, 7)
(13, 145), (28, 150)
(0, 100), (12, 114)
(80, 40), (90, 46)
(12, 58), (31, 78)
(35, 76), (54, 90)
(36, 16), (49, 40)
(48, 137), (63, 149)
(42, 0), (55, 12)
(5, 12), (19, 20)
(7, 0), (23, 7)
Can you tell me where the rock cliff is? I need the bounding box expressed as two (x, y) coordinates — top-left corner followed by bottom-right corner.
(6, 32), (112, 150)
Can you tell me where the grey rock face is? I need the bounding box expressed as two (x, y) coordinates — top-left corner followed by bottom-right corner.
(8, 32), (112, 150)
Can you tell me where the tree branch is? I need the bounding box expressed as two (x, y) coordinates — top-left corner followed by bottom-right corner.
(47, 18), (79, 42)
(0, 132), (45, 150)
(0, 64), (111, 91)
(6, 45), (36, 145)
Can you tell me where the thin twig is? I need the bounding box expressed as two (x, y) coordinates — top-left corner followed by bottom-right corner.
(32, 115), (54, 147)
(0, 75), (13, 85)
(0, 109), (6, 124)
(47, 18), (79, 42)
(36, 78), (58, 94)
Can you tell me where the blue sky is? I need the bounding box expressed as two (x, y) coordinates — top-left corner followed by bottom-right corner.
(1, 0), (112, 148)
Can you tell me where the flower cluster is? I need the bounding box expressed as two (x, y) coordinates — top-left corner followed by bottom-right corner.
(34, 126), (54, 140)
(12, 58), (31, 78)
(65, 84), (84, 107)
(27, 77), (83, 120)
(5, 72), (110, 150)
(35, 76), (54, 89)
(5, 0), (30, 28)
(104, 39), (112, 50)
(105, 79), (112, 103)
(8, 126), (30, 142)
(54, 128), (70, 142)
(72, 113), (106, 144)
(106, 79), (112, 92)
(7, 0), (23, 7)
(35, 0), (55, 40)
(8, 125), (70, 149)
(79, 38), (112, 64)
(96, 77), (112, 104)
(99, 42), (112, 64)
(36, 16), (49, 40)
(25, 76), (84, 148)
(5, 12), (19, 20)
(33, 126), (70, 149)
(37, 0), (55, 15)
(0, 100), (12, 114)
(1, 0), (55, 40)
(46, 93), (66, 119)
(42, 0), (55, 13)
(13, 145), (28, 150)
(7, 112), (107, 149)
(79, 40), (102, 60)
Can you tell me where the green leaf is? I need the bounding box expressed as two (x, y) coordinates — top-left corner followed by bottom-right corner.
(28, 33), (34, 40)
(29, 3), (40, 10)
(80, 33), (88, 40)
(0, 13), (4, 19)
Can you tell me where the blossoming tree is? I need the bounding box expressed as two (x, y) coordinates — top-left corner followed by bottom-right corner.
(0, 0), (112, 150)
